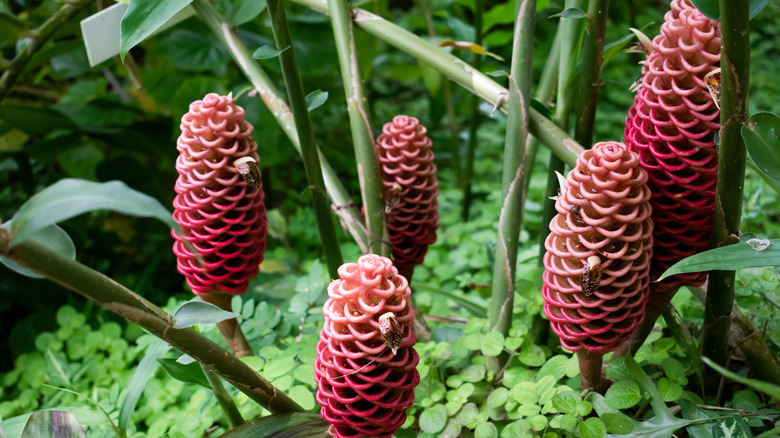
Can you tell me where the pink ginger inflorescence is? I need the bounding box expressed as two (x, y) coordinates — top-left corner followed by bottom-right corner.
(172, 93), (267, 297)
(375, 115), (439, 280)
(543, 142), (654, 352)
(315, 254), (419, 438)
(623, 0), (720, 288)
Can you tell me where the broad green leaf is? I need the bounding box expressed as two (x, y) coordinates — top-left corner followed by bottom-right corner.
(605, 380), (642, 409)
(9, 179), (179, 248)
(158, 358), (210, 387)
(172, 301), (240, 328)
(419, 403), (448, 433)
(601, 412), (634, 435)
(119, 338), (170, 430)
(288, 385), (316, 411)
(550, 7), (586, 19)
(657, 378), (683, 402)
(537, 354), (568, 381)
(22, 411), (86, 438)
(578, 417), (606, 438)
(218, 412), (328, 437)
(252, 45), (290, 60)
(0, 223), (75, 279)
(713, 415), (754, 438)
(742, 112), (780, 194)
(658, 239), (780, 280)
(305, 90), (328, 111)
(218, 0), (267, 26)
(703, 357), (780, 400)
(481, 331), (504, 357)
(690, 0), (768, 20)
(159, 30), (230, 75)
(475, 422), (498, 438)
(552, 391), (579, 415)
(680, 399), (716, 438)
(120, 0), (193, 60)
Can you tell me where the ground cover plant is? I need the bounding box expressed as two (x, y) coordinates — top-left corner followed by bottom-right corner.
(1, 0), (780, 437)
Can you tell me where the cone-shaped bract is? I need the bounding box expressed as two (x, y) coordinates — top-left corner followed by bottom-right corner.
(315, 254), (419, 438)
(172, 93), (267, 297)
(375, 116), (439, 280)
(624, 0), (720, 288)
(543, 142), (653, 352)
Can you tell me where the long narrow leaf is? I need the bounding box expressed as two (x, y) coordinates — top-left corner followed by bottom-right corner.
(21, 411), (85, 438)
(703, 357), (780, 400)
(658, 239), (780, 281)
(218, 412), (328, 438)
(118, 338), (170, 431)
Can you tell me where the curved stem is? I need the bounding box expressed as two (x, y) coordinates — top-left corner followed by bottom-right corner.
(265, 0), (344, 278)
(0, 227), (303, 414)
(702, 0), (750, 383)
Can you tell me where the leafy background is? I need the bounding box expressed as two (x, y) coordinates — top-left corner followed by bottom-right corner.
(1, 0), (780, 437)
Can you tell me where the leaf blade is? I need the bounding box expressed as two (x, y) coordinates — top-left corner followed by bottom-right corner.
(658, 239), (780, 281)
(119, 0), (193, 60)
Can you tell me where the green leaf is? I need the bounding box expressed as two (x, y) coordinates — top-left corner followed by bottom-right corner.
(689, 0), (768, 20)
(219, 0), (267, 26)
(160, 30), (230, 75)
(413, 283), (487, 317)
(419, 403), (448, 433)
(552, 391), (579, 415)
(481, 332), (504, 357)
(550, 8), (586, 19)
(658, 239), (780, 281)
(119, 338), (170, 431)
(8, 179), (179, 248)
(305, 90), (328, 111)
(172, 301), (240, 328)
(22, 411), (86, 438)
(742, 112), (780, 194)
(218, 412), (328, 437)
(657, 378), (683, 402)
(475, 422), (498, 438)
(120, 0), (193, 60)
(703, 357), (780, 400)
(0, 224), (75, 279)
(252, 45), (291, 60)
(680, 399), (716, 438)
(601, 412), (634, 435)
(537, 354), (568, 381)
(578, 417), (607, 438)
(605, 380), (641, 410)
(662, 308), (703, 392)
(158, 358), (210, 388)
(486, 70), (508, 78)
(288, 385), (316, 411)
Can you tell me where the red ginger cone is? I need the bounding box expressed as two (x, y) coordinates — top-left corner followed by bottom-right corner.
(172, 93), (267, 299)
(315, 254), (419, 438)
(375, 116), (439, 281)
(543, 142), (653, 353)
(624, 0), (720, 289)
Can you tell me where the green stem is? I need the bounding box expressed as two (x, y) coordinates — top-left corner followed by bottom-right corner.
(488, 0), (536, 365)
(192, 0), (369, 254)
(289, 0), (584, 167)
(701, 0), (750, 381)
(573, 0), (609, 149)
(0, 227), (303, 414)
(201, 364), (245, 428)
(203, 293), (254, 358)
(326, 0), (389, 257)
(461, 0), (484, 221)
(0, 0), (88, 104)
(265, 0), (344, 278)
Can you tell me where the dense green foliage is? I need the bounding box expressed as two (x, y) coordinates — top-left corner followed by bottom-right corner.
(2, 0), (780, 437)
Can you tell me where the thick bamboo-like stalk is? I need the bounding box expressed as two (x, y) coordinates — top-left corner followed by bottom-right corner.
(461, 0), (485, 221)
(0, 227), (303, 414)
(0, 0), (89, 104)
(327, 0), (389, 257)
(265, 0), (344, 278)
(191, 0), (369, 254)
(488, 0), (536, 353)
(702, 0), (750, 378)
(289, 0), (584, 168)
(573, 0), (609, 149)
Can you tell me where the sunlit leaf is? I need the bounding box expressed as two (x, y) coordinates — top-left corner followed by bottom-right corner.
(658, 239), (780, 281)
(120, 0), (193, 60)
(172, 301), (240, 328)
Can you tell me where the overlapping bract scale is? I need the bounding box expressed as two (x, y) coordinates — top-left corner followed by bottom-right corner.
(375, 116), (439, 279)
(172, 93), (267, 297)
(315, 255), (419, 438)
(624, 0), (720, 288)
(543, 142), (653, 352)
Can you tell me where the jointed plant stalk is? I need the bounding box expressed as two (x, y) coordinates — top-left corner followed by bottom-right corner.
(462, 0), (485, 221)
(265, 0), (344, 278)
(0, 0), (89, 104)
(0, 227), (303, 414)
(574, 0), (609, 149)
(702, 0), (750, 379)
(191, 0), (370, 254)
(290, 0), (584, 168)
(488, 0), (536, 369)
(326, 0), (389, 257)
